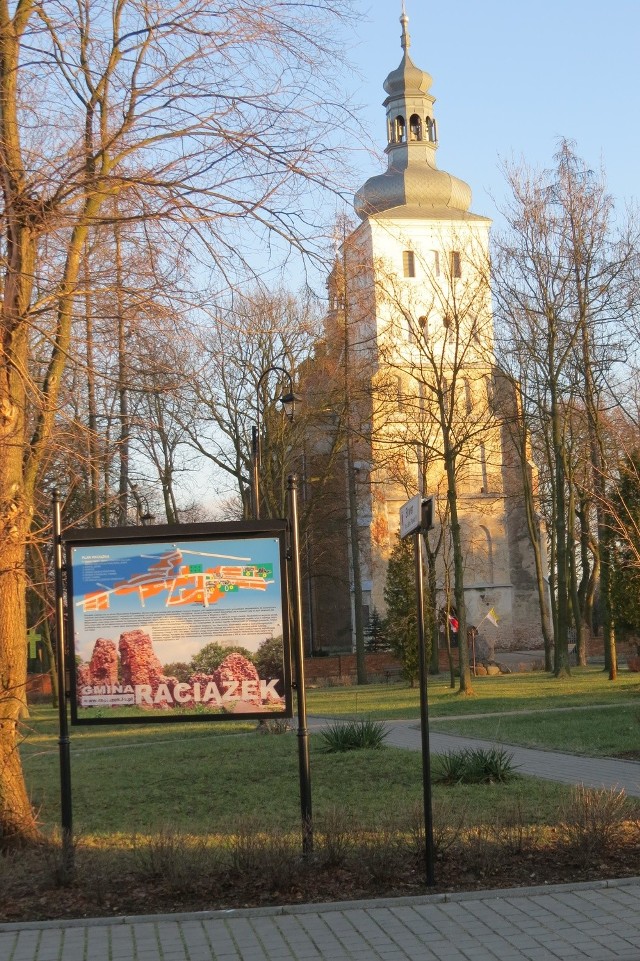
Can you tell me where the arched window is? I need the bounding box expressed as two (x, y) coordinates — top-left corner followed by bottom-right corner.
(426, 117), (437, 142)
(479, 525), (495, 583)
(409, 114), (422, 141)
(387, 118), (394, 144)
(484, 374), (494, 408)
(479, 443), (489, 492)
(395, 115), (406, 143)
(402, 249), (416, 278)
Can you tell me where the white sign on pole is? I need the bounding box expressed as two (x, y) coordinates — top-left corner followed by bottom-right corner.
(400, 494), (423, 539)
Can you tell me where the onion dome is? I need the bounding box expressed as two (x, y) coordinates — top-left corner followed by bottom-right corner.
(354, 8), (473, 220)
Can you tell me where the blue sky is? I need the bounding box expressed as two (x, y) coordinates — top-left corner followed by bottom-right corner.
(346, 1), (640, 222)
(183, 2), (640, 509)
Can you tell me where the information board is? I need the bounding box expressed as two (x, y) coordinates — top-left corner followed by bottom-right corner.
(65, 522), (292, 724)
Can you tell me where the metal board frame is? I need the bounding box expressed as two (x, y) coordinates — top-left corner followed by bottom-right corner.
(64, 519), (292, 725)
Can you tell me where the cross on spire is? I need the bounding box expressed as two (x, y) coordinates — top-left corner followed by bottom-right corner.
(400, 2), (410, 53)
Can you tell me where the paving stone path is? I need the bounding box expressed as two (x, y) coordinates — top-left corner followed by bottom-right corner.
(3, 714), (640, 960)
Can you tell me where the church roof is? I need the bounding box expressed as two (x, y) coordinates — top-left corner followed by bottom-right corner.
(354, 8), (480, 222)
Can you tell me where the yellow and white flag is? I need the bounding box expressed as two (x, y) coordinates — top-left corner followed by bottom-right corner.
(486, 607), (499, 627)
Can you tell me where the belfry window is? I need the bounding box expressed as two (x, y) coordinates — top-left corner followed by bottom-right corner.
(479, 525), (494, 582)
(464, 378), (472, 414)
(409, 114), (422, 141)
(480, 444), (489, 492)
(395, 115), (406, 143)
(402, 250), (416, 278)
(426, 117), (437, 142)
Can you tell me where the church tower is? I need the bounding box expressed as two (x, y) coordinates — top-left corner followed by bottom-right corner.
(319, 8), (546, 653)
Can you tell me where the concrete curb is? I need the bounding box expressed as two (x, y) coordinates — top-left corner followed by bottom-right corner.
(1, 875), (639, 933)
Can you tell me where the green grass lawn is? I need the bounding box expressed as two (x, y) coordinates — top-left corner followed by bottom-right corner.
(306, 668), (640, 756)
(19, 667), (640, 840)
(21, 708), (580, 838)
(306, 667), (640, 721)
(435, 704), (640, 756)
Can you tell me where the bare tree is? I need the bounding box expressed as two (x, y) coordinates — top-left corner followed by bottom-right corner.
(178, 289), (322, 518)
(493, 142), (639, 678)
(0, 0), (358, 845)
(372, 234), (496, 694)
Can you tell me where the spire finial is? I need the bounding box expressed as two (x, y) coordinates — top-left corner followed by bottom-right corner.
(400, 2), (410, 53)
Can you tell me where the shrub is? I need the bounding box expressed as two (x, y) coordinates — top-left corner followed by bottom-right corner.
(319, 717), (389, 752)
(257, 718), (291, 735)
(254, 635), (285, 690)
(433, 747), (519, 785)
(162, 661), (192, 682)
(316, 805), (355, 868)
(348, 822), (404, 882)
(131, 829), (220, 892)
(227, 821), (302, 892)
(189, 642), (254, 674)
(559, 785), (629, 864)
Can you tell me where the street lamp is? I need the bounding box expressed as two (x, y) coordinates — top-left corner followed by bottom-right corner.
(131, 485), (155, 525)
(252, 365), (298, 519)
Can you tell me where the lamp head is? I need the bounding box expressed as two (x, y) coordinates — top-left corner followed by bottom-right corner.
(279, 389), (301, 421)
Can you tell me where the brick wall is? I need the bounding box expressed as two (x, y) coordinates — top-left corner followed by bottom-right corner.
(304, 652), (402, 684)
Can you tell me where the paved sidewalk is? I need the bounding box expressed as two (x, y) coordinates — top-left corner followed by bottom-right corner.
(3, 718), (639, 960)
(382, 721), (640, 797)
(307, 716), (640, 797)
(2, 878), (640, 961)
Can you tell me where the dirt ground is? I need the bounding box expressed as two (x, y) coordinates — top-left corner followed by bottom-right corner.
(2, 830), (639, 924)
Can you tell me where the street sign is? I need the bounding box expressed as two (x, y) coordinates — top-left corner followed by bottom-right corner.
(400, 494), (423, 539)
(422, 495), (435, 532)
(400, 494), (435, 539)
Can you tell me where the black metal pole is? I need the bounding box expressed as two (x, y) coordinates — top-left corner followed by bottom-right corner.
(287, 473), (313, 855)
(52, 489), (74, 877)
(251, 425), (260, 519)
(414, 531), (435, 886)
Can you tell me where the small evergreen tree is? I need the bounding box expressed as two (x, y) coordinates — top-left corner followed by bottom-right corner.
(365, 608), (390, 653)
(384, 534), (419, 685)
(610, 453), (640, 637)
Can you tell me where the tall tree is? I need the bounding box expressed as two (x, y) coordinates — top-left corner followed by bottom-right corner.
(373, 232), (497, 694)
(178, 289), (325, 519)
(0, 0), (357, 845)
(493, 142), (638, 678)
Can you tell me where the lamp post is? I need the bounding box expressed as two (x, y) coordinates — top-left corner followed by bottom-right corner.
(131, 485), (155, 525)
(251, 365), (298, 519)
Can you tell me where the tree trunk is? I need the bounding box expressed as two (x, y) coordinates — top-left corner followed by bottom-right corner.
(444, 450), (473, 694)
(519, 443), (553, 666)
(84, 253), (102, 526)
(340, 234), (366, 685)
(551, 393), (570, 676)
(0, 527), (39, 846)
(576, 497), (595, 658)
(600, 520), (617, 679)
(116, 224), (130, 526)
(28, 543), (59, 708)
(346, 439), (367, 684)
(0, 150), (41, 840)
(424, 541), (440, 674)
(566, 483), (587, 666)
